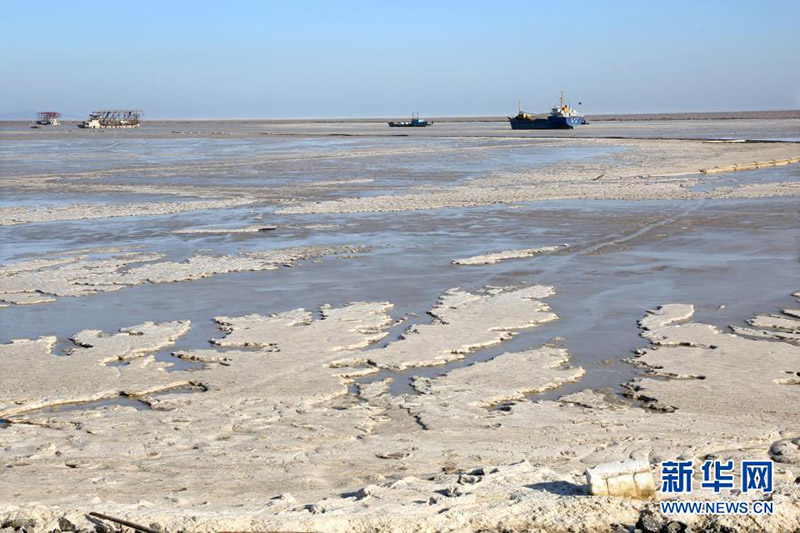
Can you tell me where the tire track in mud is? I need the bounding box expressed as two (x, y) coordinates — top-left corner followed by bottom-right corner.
(569, 201), (704, 256)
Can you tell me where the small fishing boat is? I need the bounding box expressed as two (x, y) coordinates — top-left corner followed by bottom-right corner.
(388, 113), (432, 127)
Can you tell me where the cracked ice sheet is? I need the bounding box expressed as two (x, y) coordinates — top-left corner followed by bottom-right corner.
(335, 285), (558, 371)
(70, 320), (191, 363)
(747, 313), (800, 333)
(0, 198), (256, 226)
(404, 346), (586, 431)
(627, 299), (800, 417)
(0, 321), (192, 417)
(412, 346), (585, 410)
(451, 245), (567, 266)
(3, 291), (800, 531)
(0, 299), (403, 507)
(0, 299), (399, 473)
(272, 139), (800, 215)
(212, 301), (394, 352)
(175, 301), (396, 405)
(0, 252), (164, 304)
(0, 244), (366, 307)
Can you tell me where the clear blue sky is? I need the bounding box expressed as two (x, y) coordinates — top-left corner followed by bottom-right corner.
(2, 0), (798, 119)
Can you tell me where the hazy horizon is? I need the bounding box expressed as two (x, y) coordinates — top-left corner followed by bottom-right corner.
(4, 109), (800, 122)
(3, 0), (799, 120)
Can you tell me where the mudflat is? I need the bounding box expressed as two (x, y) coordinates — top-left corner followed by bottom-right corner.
(1, 119), (799, 532)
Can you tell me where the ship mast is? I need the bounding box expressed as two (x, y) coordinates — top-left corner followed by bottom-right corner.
(559, 91), (565, 108)
(518, 100), (523, 114)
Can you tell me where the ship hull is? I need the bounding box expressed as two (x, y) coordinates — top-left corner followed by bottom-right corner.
(388, 122), (431, 127)
(508, 116), (585, 130)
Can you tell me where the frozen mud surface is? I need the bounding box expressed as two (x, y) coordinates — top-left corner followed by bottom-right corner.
(1, 120), (799, 531)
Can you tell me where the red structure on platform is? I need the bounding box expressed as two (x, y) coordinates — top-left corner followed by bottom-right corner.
(36, 111), (62, 125)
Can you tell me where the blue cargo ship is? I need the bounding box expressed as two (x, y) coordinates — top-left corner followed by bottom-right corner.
(509, 93), (586, 129)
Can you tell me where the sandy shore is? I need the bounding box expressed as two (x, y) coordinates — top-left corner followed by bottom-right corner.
(1, 119), (799, 532)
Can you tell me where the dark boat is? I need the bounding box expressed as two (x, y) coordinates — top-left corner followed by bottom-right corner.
(509, 93), (586, 130)
(388, 113), (432, 127)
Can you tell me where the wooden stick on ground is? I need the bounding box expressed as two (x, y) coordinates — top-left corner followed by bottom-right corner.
(87, 512), (161, 533)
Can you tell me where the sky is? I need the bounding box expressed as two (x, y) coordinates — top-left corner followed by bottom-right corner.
(1, 0), (799, 119)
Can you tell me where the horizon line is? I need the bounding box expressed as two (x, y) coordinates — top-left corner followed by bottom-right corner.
(2, 108), (800, 122)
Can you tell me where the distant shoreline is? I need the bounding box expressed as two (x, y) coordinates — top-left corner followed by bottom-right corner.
(2, 109), (800, 124)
